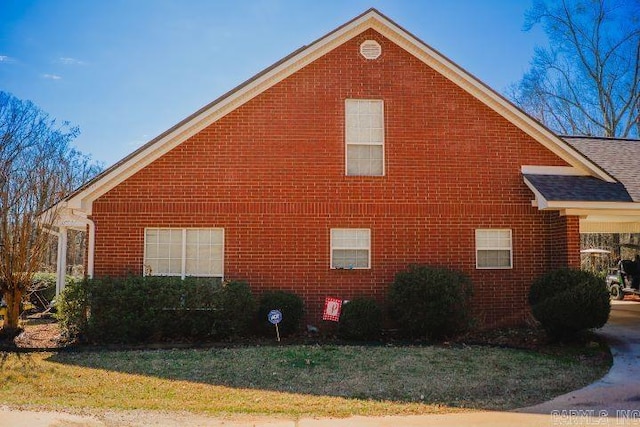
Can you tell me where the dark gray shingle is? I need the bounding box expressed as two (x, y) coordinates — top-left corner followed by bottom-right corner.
(524, 174), (632, 202)
(564, 136), (640, 202)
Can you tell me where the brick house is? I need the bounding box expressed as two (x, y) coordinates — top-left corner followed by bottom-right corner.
(48, 9), (640, 327)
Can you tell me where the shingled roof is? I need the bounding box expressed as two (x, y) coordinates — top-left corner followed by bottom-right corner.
(523, 174), (632, 202)
(564, 136), (640, 202)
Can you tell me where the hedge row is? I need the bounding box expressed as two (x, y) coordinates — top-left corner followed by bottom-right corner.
(56, 265), (607, 344)
(57, 277), (259, 343)
(57, 265), (474, 344)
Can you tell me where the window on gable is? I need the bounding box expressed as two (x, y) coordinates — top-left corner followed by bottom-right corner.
(331, 228), (371, 269)
(475, 229), (512, 269)
(144, 228), (224, 278)
(345, 99), (384, 176)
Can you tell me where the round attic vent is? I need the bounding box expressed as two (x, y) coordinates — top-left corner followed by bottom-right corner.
(360, 40), (381, 60)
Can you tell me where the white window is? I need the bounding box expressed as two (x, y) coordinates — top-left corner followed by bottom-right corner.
(345, 99), (384, 176)
(144, 228), (224, 278)
(475, 229), (512, 269)
(331, 228), (371, 269)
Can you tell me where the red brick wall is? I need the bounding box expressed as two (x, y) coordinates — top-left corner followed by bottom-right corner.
(546, 214), (581, 270)
(91, 29), (577, 328)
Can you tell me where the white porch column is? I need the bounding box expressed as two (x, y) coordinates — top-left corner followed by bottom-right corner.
(86, 219), (95, 278)
(56, 226), (68, 296)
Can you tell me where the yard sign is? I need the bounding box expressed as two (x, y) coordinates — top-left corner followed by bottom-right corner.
(322, 297), (342, 322)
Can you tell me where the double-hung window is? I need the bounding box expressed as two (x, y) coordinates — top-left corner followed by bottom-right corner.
(475, 229), (512, 269)
(331, 228), (371, 269)
(144, 228), (224, 278)
(345, 99), (384, 176)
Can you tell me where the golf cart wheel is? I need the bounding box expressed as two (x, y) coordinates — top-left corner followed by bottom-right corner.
(610, 284), (624, 300)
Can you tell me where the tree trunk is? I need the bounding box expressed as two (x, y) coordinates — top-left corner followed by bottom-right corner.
(1, 287), (23, 338)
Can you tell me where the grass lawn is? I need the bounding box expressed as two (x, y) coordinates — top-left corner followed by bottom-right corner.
(0, 342), (610, 418)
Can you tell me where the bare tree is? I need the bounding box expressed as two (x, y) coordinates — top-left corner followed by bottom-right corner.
(510, 0), (640, 138)
(0, 91), (101, 337)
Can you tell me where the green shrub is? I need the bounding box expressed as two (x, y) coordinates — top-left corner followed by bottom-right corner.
(529, 268), (610, 340)
(217, 280), (256, 337)
(258, 291), (304, 336)
(388, 265), (473, 340)
(56, 276), (256, 344)
(55, 278), (90, 340)
(338, 297), (382, 341)
(30, 272), (73, 310)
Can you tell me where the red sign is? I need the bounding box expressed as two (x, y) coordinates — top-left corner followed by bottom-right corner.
(322, 297), (343, 322)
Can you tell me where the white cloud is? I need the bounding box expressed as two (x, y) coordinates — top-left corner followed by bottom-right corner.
(57, 57), (87, 66)
(43, 73), (62, 80)
(0, 55), (16, 63)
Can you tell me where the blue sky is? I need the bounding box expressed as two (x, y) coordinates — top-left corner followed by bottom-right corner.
(0, 0), (546, 167)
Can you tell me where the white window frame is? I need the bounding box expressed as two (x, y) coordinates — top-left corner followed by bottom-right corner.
(345, 99), (385, 176)
(330, 228), (371, 270)
(475, 229), (513, 269)
(143, 228), (225, 279)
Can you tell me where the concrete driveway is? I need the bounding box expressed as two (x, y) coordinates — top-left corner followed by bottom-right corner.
(517, 300), (640, 417)
(2, 301), (640, 426)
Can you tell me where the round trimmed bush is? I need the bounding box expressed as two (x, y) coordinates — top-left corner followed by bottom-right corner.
(529, 268), (610, 340)
(338, 297), (382, 341)
(388, 265), (473, 340)
(257, 290), (304, 336)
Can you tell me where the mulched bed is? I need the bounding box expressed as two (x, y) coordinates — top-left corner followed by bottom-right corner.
(2, 313), (64, 349)
(5, 299), (634, 352)
(0, 317), (561, 352)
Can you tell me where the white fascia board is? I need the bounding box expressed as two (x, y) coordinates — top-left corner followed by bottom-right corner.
(522, 176), (549, 209)
(520, 165), (589, 176)
(548, 201), (640, 210)
(562, 206), (640, 216)
(582, 214), (640, 222)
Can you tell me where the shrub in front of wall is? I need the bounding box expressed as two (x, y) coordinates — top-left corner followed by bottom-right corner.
(158, 277), (215, 339)
(338, 297), (382, 341)
(56, 275), (257, 344)
(217, 280), (256, 337)
(85, 275), (160, 343)
(388, 264), (473, 341)
(529, 268), (610, 340)
(55, 278), (90, 340)
(258, 290), (304, 336)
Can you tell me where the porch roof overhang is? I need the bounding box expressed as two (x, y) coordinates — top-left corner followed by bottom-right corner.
(522, 172), (640, 233)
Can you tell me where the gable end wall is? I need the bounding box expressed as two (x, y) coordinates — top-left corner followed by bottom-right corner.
(91, 29), (577, 327)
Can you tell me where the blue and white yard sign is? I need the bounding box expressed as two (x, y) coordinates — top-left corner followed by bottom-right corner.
(268, 309), (282, 325)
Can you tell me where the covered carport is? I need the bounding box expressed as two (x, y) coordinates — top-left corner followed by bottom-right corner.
(566, 135), (640, 237)
(523, 135), (640, 271)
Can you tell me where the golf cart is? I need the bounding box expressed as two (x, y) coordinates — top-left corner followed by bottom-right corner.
(606, 257), (640, 300)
